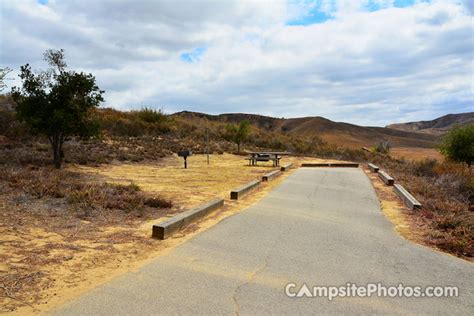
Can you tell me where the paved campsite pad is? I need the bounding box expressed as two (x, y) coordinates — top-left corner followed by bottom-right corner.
(54, 168), (473, 315)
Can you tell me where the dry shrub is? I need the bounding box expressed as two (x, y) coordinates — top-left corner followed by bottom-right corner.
(96, 107), (174, 137)
(411, 158), (438, 177)
(144, 196), (173, 208)
(371, 154), (473, 258)
(1, 166), (172, 222)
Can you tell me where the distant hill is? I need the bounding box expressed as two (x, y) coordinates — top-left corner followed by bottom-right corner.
(386, 112), (474, 136)
(173, 111), (438, 149)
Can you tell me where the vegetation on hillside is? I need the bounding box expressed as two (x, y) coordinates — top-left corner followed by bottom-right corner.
(224, 120), (251, 152)
(96, 107), (174, 137)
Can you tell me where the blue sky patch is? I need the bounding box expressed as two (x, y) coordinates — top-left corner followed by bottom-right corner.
(393, 0), (432, 9)
(37, 0), (48, 5)
(286, 0), (335, 25)
(288, 0), (432, 25)
(364, 0), (431, 12)
(287, 9), (333, 25)
(394, 0), (417, 8)
(180, 47), (207, 63)
(394, 0), (431, 8)
(365, 1), (386, 12)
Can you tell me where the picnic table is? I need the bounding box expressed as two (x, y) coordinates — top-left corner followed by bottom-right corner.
(246, 151), (291, 167)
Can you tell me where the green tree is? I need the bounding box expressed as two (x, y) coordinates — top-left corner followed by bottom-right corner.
(225, 120), (251, 152)
(439, 124), (474, 170)
(12, 49), (104, 168)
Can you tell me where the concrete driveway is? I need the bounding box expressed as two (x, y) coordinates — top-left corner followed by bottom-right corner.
(54, 168), (473, 315)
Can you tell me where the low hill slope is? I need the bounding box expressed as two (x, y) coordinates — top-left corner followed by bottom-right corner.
(387, 112), (474, 135)
(173, 111), (438, 148)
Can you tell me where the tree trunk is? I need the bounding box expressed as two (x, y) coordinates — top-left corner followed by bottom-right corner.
(237, 142), (241, 153)
(53, 141), (61, 169)
(50, 133), (63, 169)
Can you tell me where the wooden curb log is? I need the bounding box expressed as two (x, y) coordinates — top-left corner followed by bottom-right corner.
(378, 170), (394, 186)
(230, 179), (261, 200)
(152, 198), (224, 240)
(368, 163), (379, 173)
(301, 162), (359, 168)
(262, 170), (281, 182)
(280, 163), (293, 172)
(302, 163), (330, 167)
(394, 184), (422, 210)
(330, 163), (359, 168)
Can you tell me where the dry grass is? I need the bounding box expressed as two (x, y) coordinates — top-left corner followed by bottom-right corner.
(368, 156), (473, 259)
(390, 147), (443, 161)
(0, 166), (171, 222)
(319, 133), (367, 148)
(73, 153), (299, 210)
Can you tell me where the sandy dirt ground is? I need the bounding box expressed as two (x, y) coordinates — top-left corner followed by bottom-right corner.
(2, 154), (339, 314)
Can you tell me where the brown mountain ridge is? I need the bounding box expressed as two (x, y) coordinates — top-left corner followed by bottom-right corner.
(386, 112), (473, 136)
(173, 111), (439, 149)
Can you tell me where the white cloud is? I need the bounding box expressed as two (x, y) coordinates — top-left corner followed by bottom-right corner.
(1, 0), (472, 126)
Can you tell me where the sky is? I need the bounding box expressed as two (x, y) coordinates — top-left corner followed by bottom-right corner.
(0, 0), (473, 126)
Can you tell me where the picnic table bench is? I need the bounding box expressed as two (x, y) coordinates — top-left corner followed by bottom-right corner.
(245, 151), (291, 167)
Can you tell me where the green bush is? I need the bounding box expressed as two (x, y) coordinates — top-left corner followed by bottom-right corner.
(439, 124), (474, 169)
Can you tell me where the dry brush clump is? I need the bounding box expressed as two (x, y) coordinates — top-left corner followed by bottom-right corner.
(0, 164), (172, 312)
(1, 166), (172, 223)
(95, 107), (175, 137)
(371, 155), (473, 258)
